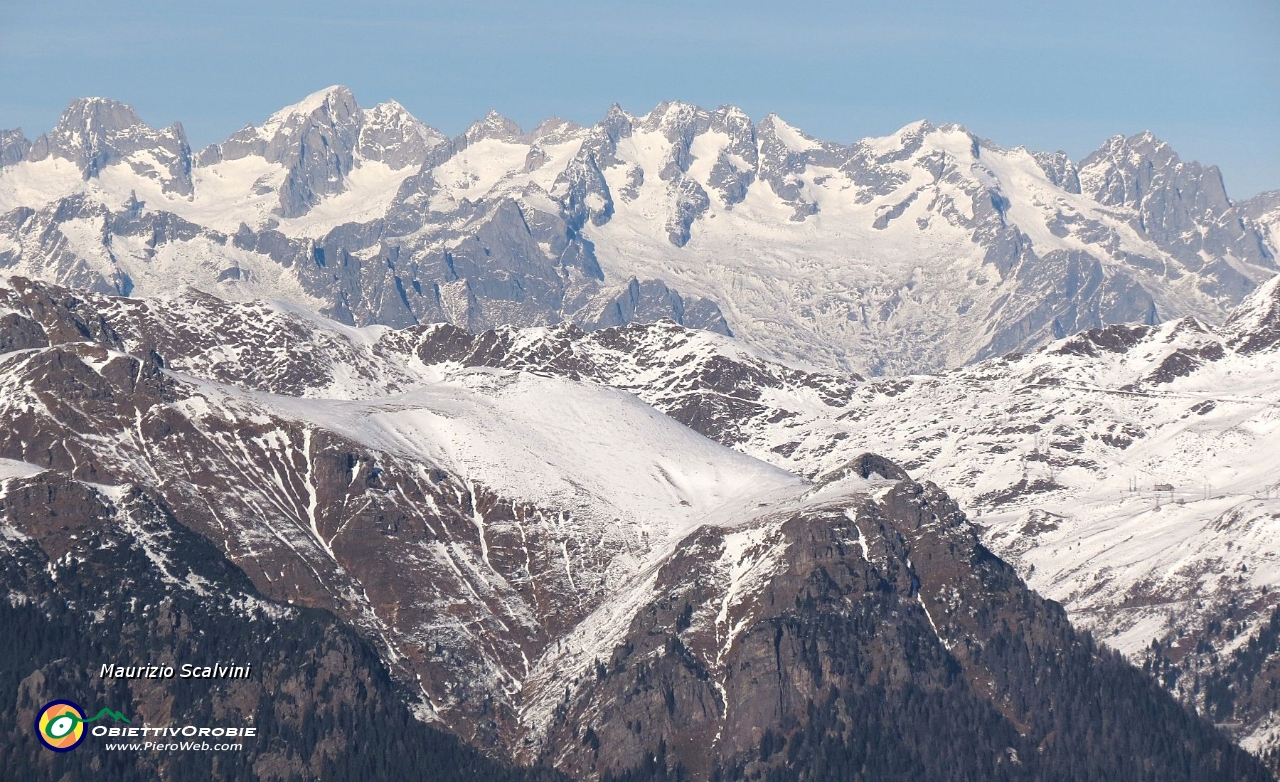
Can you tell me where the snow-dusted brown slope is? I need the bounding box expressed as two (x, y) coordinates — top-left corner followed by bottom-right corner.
(407, 274), (1280, 755)
(2, 274), (1273, 779)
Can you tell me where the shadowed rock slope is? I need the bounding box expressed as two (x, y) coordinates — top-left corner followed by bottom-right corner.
(529, 457), (1271, 782)
(0, 277), (1272, 780)
(0, 469), (568, 782)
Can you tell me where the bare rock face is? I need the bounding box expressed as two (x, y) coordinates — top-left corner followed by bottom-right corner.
(0, 312), (47, 352)
(532, 465), (1270, 781)
(26, 98), (194, 196)
(0, 128), (30, 167)
(1225, 274), (1280, 354)
(0, 467), (569, 782)
(1079, 132), (1275, 299)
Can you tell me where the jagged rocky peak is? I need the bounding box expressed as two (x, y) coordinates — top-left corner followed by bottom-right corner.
(202, 86), (360, 162)
(710, 103), (751, 127)
(528, 116), (582, 142)
(465, 109), (525, 143)
(755, 113), (833, 218)
(852, 119), (983, 171)
(1242, 189), (1280, 220)
(647, 102), (714, 183)
(0, 128), (31, 167)
(700, 105), (759, 208)
(757, 112), (821, 154)
(1030, 149), (1082, 193)
(267, 87), (364, 218)
(255, 85), (361, 157)
(875, 118), (936, 155)
(638, 99), (712, 138)
(1078, 130), (1274, 290)
(261, 84), (360, 135)
(599, 102), (634, 141)
(205, 85), (441, 218)
(707, 104), (757, 151)
(358, 98), (447, 169)
(25, 97), (194, 196)
(1224, 273), (1280, 354)
(46, 96), (150, 142)
(1078, 130), (1218, 208)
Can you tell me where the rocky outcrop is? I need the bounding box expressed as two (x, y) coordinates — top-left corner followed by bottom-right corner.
(0, 128), (30, 167)
(1079, 131), (1275, 298)
(0, 467), (568, 782)
(26, 98), (193, 196)
(532, 466), (1270, 781)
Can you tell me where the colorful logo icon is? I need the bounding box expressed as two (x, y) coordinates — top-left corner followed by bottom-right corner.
(34, 700), (130, 752)
(35, 700), (87, 752)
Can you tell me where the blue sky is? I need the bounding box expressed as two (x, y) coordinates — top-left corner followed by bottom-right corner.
(2, 0), (1277, 197)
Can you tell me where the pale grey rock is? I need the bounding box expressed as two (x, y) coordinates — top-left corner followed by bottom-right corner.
(666, 176), (711, 247)
(1030, 150), (1081, 194)
(548, 108), (632, 237)
(202, 87), (443, 219)
(1240, 190), (1280, 259)
(639, 101), (711, 181)
(975, 249), (1158, 361)
(556, 152), (614, 229)
(527, 117), (581, 142)
(705, 105), (758, 207)
(1223, 273), (1280, 354)
(465, 110), (525, 144)
(842, 140), (911, 203)
(205, 86), (362, 218)
(872, 191), (919, 230)
(1079, 132), (1275, 297)
(357, 100), (447, 169)
(276, 89), (362, 219)
(26, 98), (193, 196)
(680, 295), (733, 335)
(0, 128), (30, 167)
(1240, 190), (1280, 222)
(582, 276), (731, 335)
(756, 114), (845, 220)
(0, 196), (128, 294)
(617, 165), (643, 202)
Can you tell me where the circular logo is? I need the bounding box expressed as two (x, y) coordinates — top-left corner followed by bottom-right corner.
(35, 700), (86, 752)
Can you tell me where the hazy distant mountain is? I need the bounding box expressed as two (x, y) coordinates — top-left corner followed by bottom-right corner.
(1, 87), (1274, 374)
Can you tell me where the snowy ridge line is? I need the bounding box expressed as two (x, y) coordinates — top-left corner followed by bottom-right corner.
(2, 88), (1276, 375)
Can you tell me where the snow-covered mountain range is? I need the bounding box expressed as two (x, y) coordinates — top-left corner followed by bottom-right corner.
(1, 271), (1278, 773)
(2, 86), (1276, 374)
(3, 86), (1280, 778)
(411, 273), (1280, 753)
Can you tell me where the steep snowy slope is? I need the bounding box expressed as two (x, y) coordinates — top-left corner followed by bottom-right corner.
(408, 275), (1280, 754)
(0, 274), (793, 745)
(523, 460), (1271, 781)
(2, 274), (1277, 778)
(2, 89), (1273, 374)
(0, 465), (568, 782)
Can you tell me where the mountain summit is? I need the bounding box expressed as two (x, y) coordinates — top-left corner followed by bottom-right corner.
(0, 89), (1276, 375)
